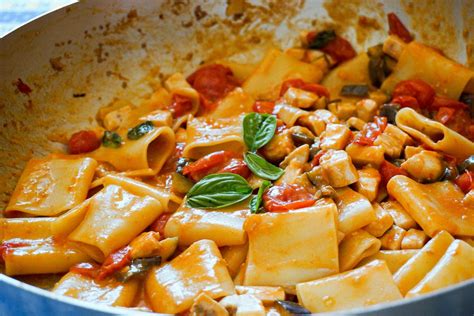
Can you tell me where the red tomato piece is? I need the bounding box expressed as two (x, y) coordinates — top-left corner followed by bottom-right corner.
(311, 149), (327, 167)
(455, 171), (474, 193)
(253, 100), (276, 114)
(218, 158), (250, 179)
(430, 96), (468, 110)
(150, 213), (173, 238)
(387, 13), (413, 43)
(68, 130), (101, 154)
(353, 116), (388, 146)
(279, 79), (330, 98)
(187, 64), (239, 104)
(391, 95), (420, 111)
(263, 184), (316, 212)
(320, 35), (356, 64)
(70, 262), (101, 279)
(169, 94), (194, 118)
(435, 107), (457, 124)
(379, 160), (409, 185)
(443, 109), (474, 141)
(182, 150), (237, 182)
(97, 246), (132, 280)
(392, 79), (435, 108)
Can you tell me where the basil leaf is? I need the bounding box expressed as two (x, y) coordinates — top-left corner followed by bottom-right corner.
(128, 121), (154, 140)
(243, 113), (277, 152)
(186, 173), (252, 209)
(244, 152), (284, 181)
(307, 29), (336, 49)
(102, 131), (122, 148)
(250, 180), (271, 214)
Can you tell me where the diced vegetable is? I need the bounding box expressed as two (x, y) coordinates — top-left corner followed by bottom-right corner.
(97, 246), (132, 280)
(263, 183), (316, 212)
(275, 300), (311, 315)
(455, 171), (474, 193)
(253, 100), (275, 114)
(307, 30), (356, 64)
(127, 121), (154, 140)
(379, 104), (400, 124)
(116, 256), (161, 282)
(102, 130), (122, 148)
(387, 13), (413, 43)
(186, 173), (253, 209)
(340, 84), (369, 97)
(172, 172), (194, 195)
(68, 130), (101, 154)
(379, 160), (408, 185)
(291, 132), (315, 146)
(441, 165), (459, 181)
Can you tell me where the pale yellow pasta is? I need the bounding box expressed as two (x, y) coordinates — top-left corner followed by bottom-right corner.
(381, 41), (474, 100)
(396, 108), (474, 160)
(387, 175), (474, 237)
(183, 116), (245, 159)
(5, 156), (97, 216)
(380, 200), (417, 231)
(53, 271), (139, 307)
(406, 240), (474, 298)
(90, 126), (175, 175)
(207, 88), (254, 119)
(357, 249), (419, 274)
(234, 286), (285, 304)
(243, 205), (339, 287)
(243, 49), (324, 100)
(164, 204), (249, 247)
(364, 203), (394, 237)
(3, 238), (90, 276)
(335, 187), (376, 234)
(393, 230), (455, 295)
(338, 229), (381, 271)
(68, 184), (163, 262)
(221, 244), (249, 278)
(401, 229), (429, 250)
(380, 225), (407, 250)
(145, 239), (235, 314)
(164, 73), (200, 116)
(296, 260), (402, 313)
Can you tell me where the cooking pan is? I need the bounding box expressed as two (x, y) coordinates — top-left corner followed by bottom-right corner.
(0, 0), (473, 315)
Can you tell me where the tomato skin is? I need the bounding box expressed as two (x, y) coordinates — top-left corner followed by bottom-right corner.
(392, 80), (435, 108)
(70, 262), (101, 279)
(379, 160), (408, 185)
(253, 101), (275, 114)
(219, 158), (250, 179)
(387, 13), (413, 43)
(320, 35), (356, 64)
(442, 109), (474, 141)
(353, 116), (388, 146)
(455, 171), (474, 193)
(187, 64), (239, 104)
(169, 94), (194, 118)
(68, 130), (101, 154)
(97, 246), (131, 280)
(279, 79), (330, 98)
(263, 184), (316, 212)
(391, 95), (420, 111)
(435, 107), (457, 124)
(182, 151), (237, 182)
(150, 213), (173, 238)
(430, 96), (468, 110)
(15, 78), (32, 95)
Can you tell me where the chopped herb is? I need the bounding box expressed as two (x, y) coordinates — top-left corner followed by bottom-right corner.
(243, 113), (277, 152)
(340, 84), (369, 97)
(102, 131), (122, 148)
(127, 121), (154, 140)
(307, 30), (336, 49)
(73, 93), (86, 98)
(244, 152), (284, 181)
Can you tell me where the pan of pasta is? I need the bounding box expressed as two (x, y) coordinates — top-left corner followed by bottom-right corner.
(0, 0), (473, 315)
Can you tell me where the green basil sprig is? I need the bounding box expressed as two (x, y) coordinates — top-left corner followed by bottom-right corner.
(128, 121), (154, 140)
(186, 173), (253, 209)
(102, 131), (122, 148)
(244, 152), (284, 181)
(243, 113), (277, 152)
(249, 180), (271, 214)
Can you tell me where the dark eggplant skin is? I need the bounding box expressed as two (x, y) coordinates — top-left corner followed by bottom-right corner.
(379, 104), (400, 124)
(340, 84), (369, 97)
(291, 132), (315, 147)
(275, 300), (311, 315)
(458, 155), (474, 173)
